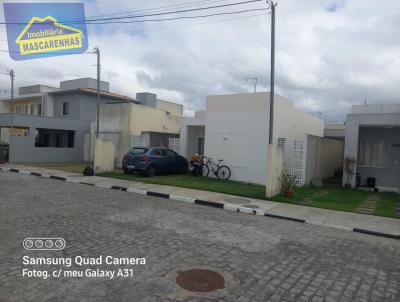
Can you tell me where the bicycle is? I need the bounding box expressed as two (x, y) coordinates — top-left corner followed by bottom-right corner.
(200, 156), (231, 180)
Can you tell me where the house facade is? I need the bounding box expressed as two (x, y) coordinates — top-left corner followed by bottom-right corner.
(93, 92), (183, 167)
(180, 92), (325, 185)
(343, 103), (400, 192)
(0, 78), (138, 163)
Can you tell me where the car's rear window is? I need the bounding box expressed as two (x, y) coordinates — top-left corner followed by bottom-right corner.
(130, 148), (148, 155)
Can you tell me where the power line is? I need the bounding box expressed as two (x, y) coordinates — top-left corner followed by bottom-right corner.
(83, 8), (268, 25)
(83, 0), (231, 19)
(84, 0), (262, 22)
(0, 0), (263, 25)
(0, 12), (267, 41)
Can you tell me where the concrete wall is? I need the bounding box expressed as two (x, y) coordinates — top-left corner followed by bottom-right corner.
(53, 93), (121, 121)
(351, 103), (400, 114)
(324, 123), (346, 140)
(94, 139), (116, 173)
(205, 93), (269, 184)
(0, 114), (89, 163)
(130, 103), (181, 136)
(96, 102), (183, 166)
(156, 99), (183, 117)
(179, 112), (206, 157)
(266, 144), (283, 198)
(97, 103), (130, 166)
(0, 99), (9, 114)
(19, 85), (58, 95)
(274, 95), (324, 140)
(305, 135), (344, 184)
(204, 92), (323, 185)
(343, 112), (400, 189)
(60, 78), (110, 92)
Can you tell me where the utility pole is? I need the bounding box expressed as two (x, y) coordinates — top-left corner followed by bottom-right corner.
(94, 47), (101, 139)
(10, 69), (14, 138)
(246, 76), (258, 93)
(268, 1), (277, 145)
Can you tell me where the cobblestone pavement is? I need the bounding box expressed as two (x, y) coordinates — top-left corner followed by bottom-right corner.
(0, 171), (399, 302)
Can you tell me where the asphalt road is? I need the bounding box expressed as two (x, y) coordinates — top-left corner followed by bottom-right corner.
(0, 171), (399, 302)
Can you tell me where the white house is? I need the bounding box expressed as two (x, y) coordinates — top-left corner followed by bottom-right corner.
(180, 92), (325, 185)
(343, 103), (400, 192)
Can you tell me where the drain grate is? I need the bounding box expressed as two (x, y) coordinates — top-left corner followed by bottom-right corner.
(176, 269), (225, 292)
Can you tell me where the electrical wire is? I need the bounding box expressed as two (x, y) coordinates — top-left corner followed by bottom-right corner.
(0, 0), (264, 25)
(83, 0), (231, 19)
(0, 12), (267, 41)
(84, 8), (268, 25)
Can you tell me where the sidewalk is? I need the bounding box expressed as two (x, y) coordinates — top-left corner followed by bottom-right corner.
(1, 163), (399, 239)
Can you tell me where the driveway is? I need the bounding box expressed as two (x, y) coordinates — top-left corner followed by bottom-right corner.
(0, 171), (399, 302)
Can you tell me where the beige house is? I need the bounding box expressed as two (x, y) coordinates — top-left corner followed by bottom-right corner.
(89, 92), (183, 167)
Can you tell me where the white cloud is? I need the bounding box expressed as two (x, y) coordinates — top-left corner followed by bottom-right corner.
(0, 0), (399, 122)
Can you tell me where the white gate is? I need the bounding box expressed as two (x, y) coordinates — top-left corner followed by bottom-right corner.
(277, 138), (306, 185)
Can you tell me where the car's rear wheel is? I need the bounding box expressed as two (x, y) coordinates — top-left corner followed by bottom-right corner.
(145, 165), (157, 177)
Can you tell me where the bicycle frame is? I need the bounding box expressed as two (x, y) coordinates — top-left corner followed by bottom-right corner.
(202, 156), (221, 176)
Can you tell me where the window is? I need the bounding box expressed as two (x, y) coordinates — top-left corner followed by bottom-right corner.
(24, 104), (29, 114)
(358, 141), (388, 167)
(34, 129), (75, 148)
(151, 149), (163, 156)
(15, 105), (22, 114)
(130, 148), (148, 155)
(166, 149), (176, 158)
(37, 104), (42, 116)
(56, 134), (65, 148)
(62, 102), (70, 115)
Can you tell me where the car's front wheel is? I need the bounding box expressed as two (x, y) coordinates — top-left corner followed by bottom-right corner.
(145, 165), (157, 177)
(123, 167), (131, 175)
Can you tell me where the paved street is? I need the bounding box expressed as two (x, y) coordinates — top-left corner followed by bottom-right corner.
(0, 171), (399, 302)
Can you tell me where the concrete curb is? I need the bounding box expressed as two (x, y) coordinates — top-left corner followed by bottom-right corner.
(1, 166), (399, 240)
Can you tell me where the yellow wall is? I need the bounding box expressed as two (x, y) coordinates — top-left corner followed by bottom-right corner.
(155, 99), (183, 117)
(130, 104), (182, 136)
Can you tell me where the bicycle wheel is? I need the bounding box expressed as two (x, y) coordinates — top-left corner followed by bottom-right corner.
(217, 165), (231, 180)
(200, 164), (209, 178)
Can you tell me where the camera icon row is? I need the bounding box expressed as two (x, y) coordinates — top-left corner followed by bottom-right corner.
(23, 238), (66, 250)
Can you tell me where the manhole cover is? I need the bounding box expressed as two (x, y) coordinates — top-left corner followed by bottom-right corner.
(176, 269), (225, 292)
(241, 204), (259, 209)
(223, 198), (250, 205)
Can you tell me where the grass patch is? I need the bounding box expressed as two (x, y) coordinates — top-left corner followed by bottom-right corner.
(99, 170), (399, 218)
(273, 186), (372, 212)
(98, 171), (266, 199)
(25, 162), (89, 174)
(374, 192), (399, 218)
(22, 162), (399, 218)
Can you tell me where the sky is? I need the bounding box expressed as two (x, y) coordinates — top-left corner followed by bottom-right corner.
(0, 0), (399, 122)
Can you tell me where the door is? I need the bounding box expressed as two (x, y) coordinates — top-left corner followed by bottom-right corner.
(197, 137), (205, 155)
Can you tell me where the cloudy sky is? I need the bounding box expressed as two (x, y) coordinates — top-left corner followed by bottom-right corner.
(0, 0), (399, 121)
